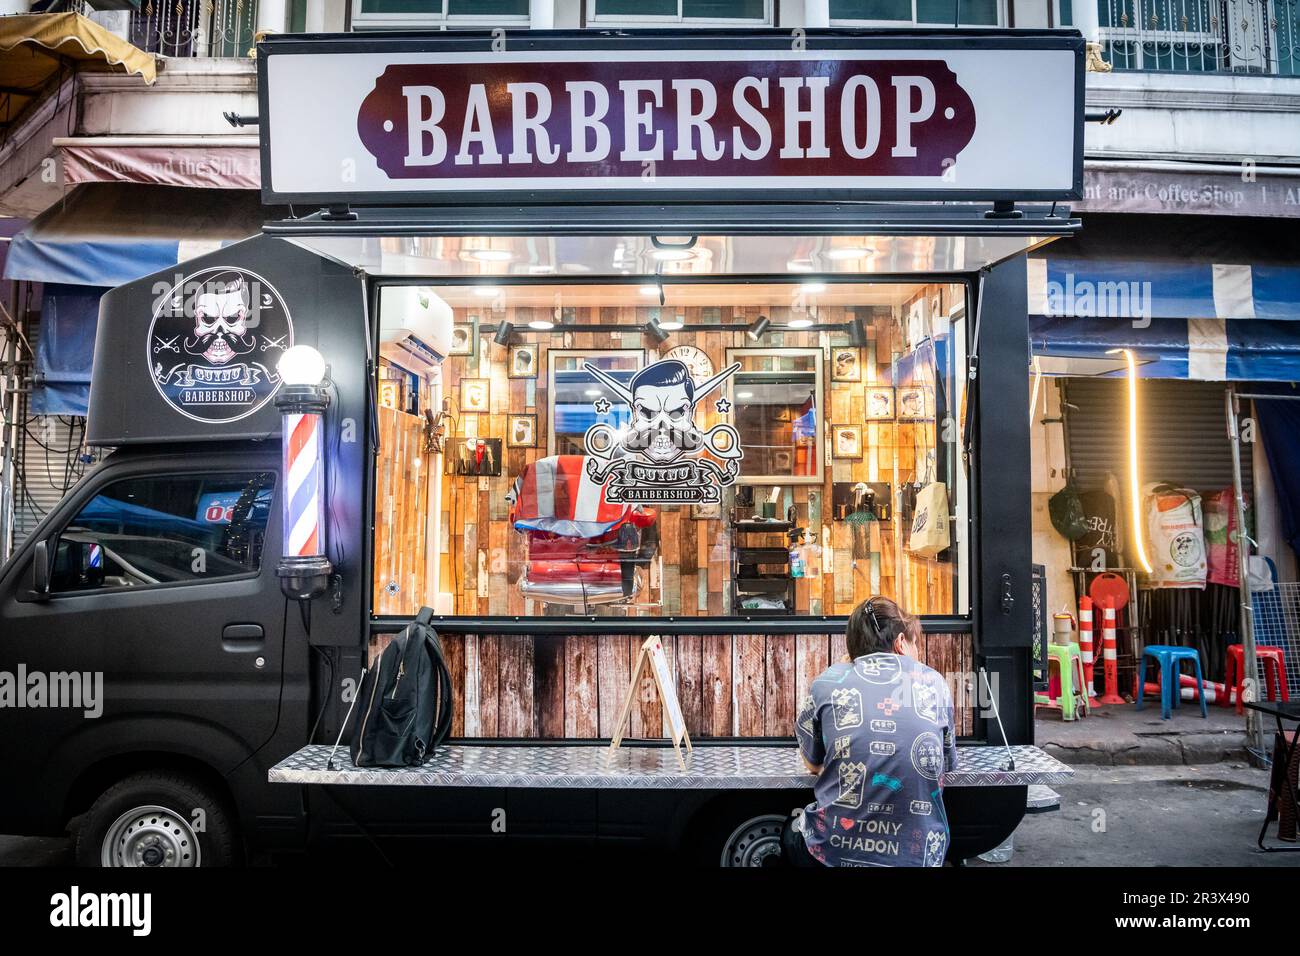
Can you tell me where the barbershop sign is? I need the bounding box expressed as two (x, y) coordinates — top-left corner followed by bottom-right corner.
(258, 32), (1083, 204)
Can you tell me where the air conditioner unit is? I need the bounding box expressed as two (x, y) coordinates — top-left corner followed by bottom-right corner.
(378, 286), (453, 375)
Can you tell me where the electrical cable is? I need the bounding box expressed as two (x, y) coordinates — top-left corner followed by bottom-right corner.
(307, 643), (336, 745)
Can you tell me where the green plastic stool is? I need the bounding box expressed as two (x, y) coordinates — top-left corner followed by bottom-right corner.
(1039, 643), (1088, 721)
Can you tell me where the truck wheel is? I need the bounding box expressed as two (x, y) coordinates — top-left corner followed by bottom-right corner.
(76, 772), (237, 868)
(719, 813), (789, 867)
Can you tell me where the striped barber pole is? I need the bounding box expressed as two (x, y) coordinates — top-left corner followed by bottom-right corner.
(283, 411), (325, 558)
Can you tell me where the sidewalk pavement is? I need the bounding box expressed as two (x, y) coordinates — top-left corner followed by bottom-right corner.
(1036, 699), (1251, 766)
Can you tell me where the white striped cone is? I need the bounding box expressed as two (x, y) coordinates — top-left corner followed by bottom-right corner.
(1098, 601), (1125, 705)
(1078, 595), (1098, 703)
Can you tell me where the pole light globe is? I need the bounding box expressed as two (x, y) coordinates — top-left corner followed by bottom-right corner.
(277, 345), (327, 387)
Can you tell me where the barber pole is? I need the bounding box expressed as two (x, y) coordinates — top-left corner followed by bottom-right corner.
(284, 411), (325, 559)
(275, 345), (333, 600)
(1078, 596), (1099, 706)
(1098, 600), (1126, 705)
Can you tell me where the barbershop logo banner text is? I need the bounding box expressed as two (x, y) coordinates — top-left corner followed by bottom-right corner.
(261, 39), (1080, 201)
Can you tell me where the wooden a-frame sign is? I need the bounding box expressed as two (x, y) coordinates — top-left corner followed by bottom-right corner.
(609, 635), (693, 770)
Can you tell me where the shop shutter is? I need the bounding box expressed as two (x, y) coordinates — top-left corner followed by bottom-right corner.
(1062, 378), (1251, 500)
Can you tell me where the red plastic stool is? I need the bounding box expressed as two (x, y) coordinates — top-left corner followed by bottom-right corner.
(1225, 644), (1290, 715)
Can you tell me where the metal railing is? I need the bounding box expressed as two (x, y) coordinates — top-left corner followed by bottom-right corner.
(129, 0), (257, 59)
(1099, 0), (1300, 74)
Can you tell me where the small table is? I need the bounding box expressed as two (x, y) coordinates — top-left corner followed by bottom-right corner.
(1244, 700), (1300, 853)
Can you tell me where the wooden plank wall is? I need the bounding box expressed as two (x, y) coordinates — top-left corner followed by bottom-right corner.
(372, 631), (974, 739)
(372, 404), (430, 617)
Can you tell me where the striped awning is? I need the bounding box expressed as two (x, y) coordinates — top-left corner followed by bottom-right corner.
(1028, 257), (1300, 322)
(1028, 225), (1300, 381)
(1030, 314), (1300, 382)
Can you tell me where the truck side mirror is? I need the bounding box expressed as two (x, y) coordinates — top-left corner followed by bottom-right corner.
(32, 539), (51, 598)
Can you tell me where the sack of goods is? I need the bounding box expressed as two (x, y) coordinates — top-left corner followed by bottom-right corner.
(1203, 488), (1250, 588)
(907, 481), (950, 558)
(1143, 483), (1207, 590)
(347, 607), (453, 767)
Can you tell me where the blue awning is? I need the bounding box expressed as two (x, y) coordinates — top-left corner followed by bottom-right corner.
(1031, 315), (1300, 381)
(1028, 257), (1300, 322)
(1028, 216), (1300, 380)
(3, 183), (265, 287)
(31, 284), (104, 416)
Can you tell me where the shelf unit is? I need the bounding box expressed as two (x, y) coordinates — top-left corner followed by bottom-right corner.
(730, 518), (795, 616)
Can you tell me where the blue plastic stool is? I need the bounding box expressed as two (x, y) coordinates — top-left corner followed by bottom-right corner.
(1137, 645), (1208, 720)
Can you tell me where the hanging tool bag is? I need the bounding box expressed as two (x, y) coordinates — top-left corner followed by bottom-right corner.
(346, 607), (453, 768)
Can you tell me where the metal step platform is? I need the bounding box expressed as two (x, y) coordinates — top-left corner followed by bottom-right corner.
(269, 743), (1072, 790)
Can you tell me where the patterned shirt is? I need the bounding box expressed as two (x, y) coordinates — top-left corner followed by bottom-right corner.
(794, 653), (959, 867)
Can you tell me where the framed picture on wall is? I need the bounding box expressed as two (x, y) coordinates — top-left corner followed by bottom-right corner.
(450, 321), (476, 357)
(831, 347), (863, 382)
(897, 385), (933, 422)
(865, 386), (895, 421)
(831, 423), (864, 459)
(507, 414), (537, 448)
(460, 378), (490, 413)
(509, 344), (538, 379)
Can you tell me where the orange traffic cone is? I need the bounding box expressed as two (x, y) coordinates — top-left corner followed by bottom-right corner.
(1098, 600), (1126, 705)
(1078, 595), (1099, 707)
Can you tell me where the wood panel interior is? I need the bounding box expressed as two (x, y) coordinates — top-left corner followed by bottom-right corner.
(371, 279), (973, 740)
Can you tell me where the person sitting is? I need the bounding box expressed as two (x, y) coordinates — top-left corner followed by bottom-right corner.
(786, 596), (959, 867)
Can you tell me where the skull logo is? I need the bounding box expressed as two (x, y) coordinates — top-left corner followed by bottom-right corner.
(185, 278), (257, 366)
(626, 360), (702, 464)
(586, 359), (740, 465)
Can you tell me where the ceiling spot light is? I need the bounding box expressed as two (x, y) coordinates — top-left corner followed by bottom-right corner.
(746, 316), (771, 341)
(493, 322), (514, 346)
(645, 318), (670, 344)
(827, 246), (875, 261)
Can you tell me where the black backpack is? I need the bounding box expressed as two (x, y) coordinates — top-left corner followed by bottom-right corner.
(341, 608), (453, 768)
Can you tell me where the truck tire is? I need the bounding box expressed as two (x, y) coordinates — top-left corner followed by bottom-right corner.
(718, 813), (789, 867)
(75, 772), (237, 868)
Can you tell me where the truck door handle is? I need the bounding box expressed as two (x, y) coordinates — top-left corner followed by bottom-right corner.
(222, 623), (264, 653)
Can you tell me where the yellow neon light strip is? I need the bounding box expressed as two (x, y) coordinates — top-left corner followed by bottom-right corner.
(1122, 348), (1153, 574)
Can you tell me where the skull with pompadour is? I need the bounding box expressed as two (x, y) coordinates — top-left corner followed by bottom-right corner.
(585, 358), (740, 465)
(185, 275), (259, 367)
